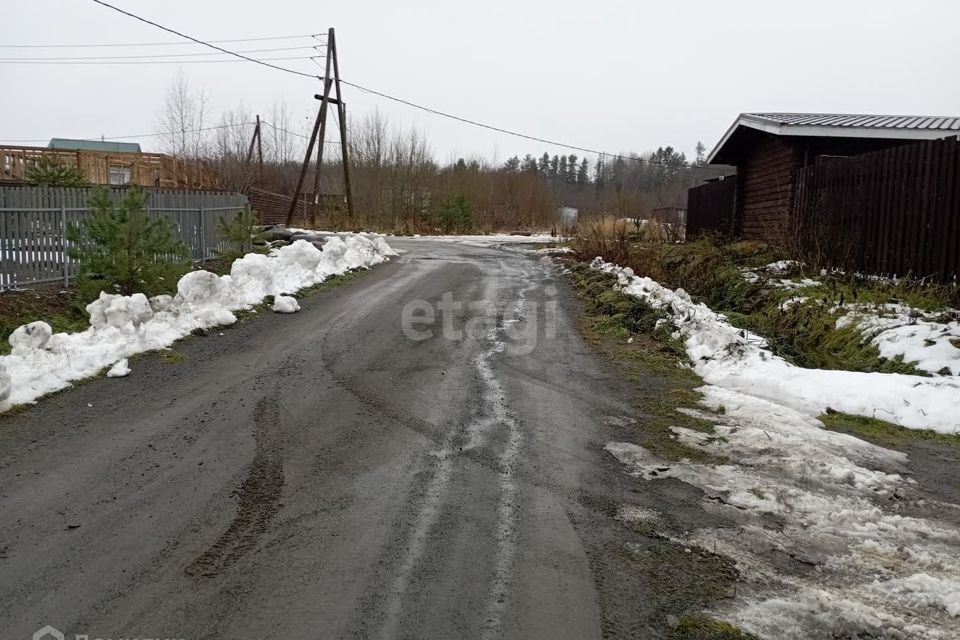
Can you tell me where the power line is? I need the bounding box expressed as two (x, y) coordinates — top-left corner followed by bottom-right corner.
(86, 0), (693, 168)
(0, 56), (319, 66)
(1, 45), (322, 61)
(88, 0), (321, 79)
(1, 121), (254, 144)
(259, 119), (338, 144)
(0, 33), (324, 48)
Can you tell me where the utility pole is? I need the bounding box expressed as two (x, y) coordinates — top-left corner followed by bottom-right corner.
(245, 115), (263, 187)
(287, 27), (354, 225)
(329, 28), (354, 218)
(311, 28), (335, 227)
(255, 114), (263, 183)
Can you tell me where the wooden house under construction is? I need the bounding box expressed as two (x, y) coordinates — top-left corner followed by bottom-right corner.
(0, 138), (216, 189)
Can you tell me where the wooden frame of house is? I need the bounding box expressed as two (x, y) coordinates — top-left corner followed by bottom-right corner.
(0, 139), (217, 189)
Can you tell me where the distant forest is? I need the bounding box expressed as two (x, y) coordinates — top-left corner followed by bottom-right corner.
(161, 75), (731, 232)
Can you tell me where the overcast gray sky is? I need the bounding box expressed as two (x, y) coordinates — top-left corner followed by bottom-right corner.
(3, 0), (959, 163)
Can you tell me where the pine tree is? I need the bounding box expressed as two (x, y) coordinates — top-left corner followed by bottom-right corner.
(67, 187), (191, 299)
(520, 154), (538, 173)
(576, 158), (590, 188)
(503, 155), (521, 172)
(436, 192), (473, 232)
(558, 155), (568, 183)
(566, 154), (578, 184)
(549, 155), (559, 179)
(537, 152), (550, 176)
(594, 156), (606, 190)
(216, 208), (264, 259)
(26, 155), (88, 187)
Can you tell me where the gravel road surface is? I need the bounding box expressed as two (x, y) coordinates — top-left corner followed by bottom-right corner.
(0, 239), (715, 640)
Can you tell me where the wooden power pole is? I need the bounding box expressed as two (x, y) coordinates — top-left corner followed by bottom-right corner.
(287, 27), (354, 226)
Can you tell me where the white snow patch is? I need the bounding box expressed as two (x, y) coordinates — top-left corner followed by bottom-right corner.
(272, 294), (300, 313)
(536, 246), (575, 255)
(0, 234), (396, 409)
(106, 359), (130, 378)
(592, 258), (960, 434)
(837, 304), (960, 376)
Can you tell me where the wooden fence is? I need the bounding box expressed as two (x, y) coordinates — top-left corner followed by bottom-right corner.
(686, 177), (737, 237)
(793, 137), (960, 280)
(0, 186), (249, 289)
(248, 186), (344, 227)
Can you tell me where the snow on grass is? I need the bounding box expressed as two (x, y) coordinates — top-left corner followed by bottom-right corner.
(0, 233), (396, 410)
(595, 257), (960, 638)
(837, 304), (960, 376)
(535, 246), (575, 255)
(592, 258), (960, 434)
(606, 387), (960, 639)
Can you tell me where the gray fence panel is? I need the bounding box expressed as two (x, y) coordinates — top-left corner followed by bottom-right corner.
(0, 186), (249, 289)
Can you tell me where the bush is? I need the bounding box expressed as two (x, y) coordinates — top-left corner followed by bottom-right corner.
(26, 155), (88, 187)
(67, 187), (191, 299)
(436, 193), (473, 232)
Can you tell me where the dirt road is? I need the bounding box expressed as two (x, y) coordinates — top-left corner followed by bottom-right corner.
(0, 240), (719, 640)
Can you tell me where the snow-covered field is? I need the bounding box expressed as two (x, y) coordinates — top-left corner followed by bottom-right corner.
(0, 233), (396, 411)
(591, 257), (960, 639)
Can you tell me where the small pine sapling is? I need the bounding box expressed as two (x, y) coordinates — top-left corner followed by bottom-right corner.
(216, 208), (264, 259)
(67, 187), (191, 299)
(26, 155), (88, 187)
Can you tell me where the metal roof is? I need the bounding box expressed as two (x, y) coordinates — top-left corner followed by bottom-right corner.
(48, 138), (142, 153)
(743, 113), (960, 131)
(707, 112), (960, 164)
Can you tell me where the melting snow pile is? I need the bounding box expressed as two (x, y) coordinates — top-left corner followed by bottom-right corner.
(837, 304), (960, 377)
(594, 257), (960, 638)
(606, 387), (960, 640)
(591, 258), (960, 434)
(272, 294), (300, 314)
(0, 234), (396, 410)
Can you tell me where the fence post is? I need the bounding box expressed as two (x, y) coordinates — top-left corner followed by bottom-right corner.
(61, 204), (69, 287)
(199, 207), (206, 261)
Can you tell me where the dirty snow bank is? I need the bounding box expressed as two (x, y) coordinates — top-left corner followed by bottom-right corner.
(606, 385), (960, 639)
(0, 234), (396, 409)
(592, 258), (960, 434)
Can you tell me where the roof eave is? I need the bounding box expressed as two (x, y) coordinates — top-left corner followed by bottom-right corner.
(706, 115), (785, 164)
(707, 116), (956, 165)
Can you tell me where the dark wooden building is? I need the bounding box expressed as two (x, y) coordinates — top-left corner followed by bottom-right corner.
(700, 113), (960, 243)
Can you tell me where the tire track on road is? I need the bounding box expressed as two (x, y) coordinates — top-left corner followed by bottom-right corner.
(185, 394), (285, 578)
